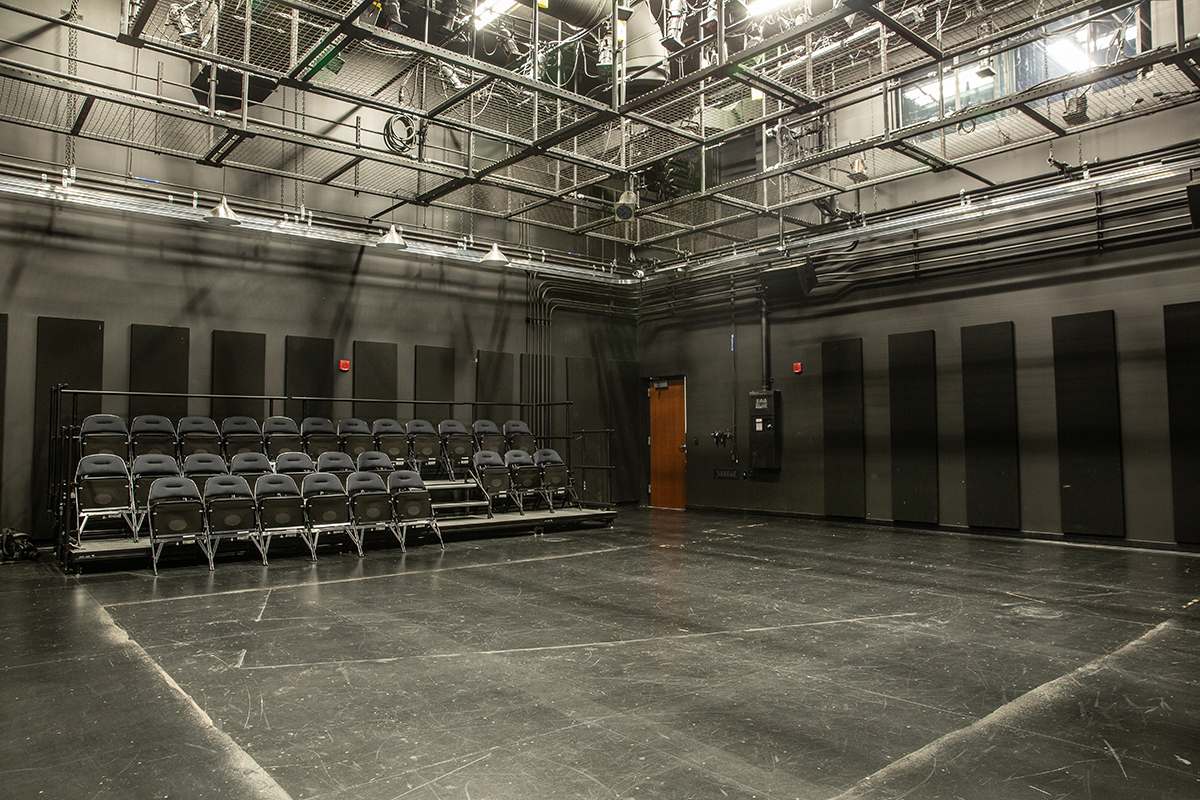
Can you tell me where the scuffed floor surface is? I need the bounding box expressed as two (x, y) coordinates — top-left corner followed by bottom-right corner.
(3, 508), (1199, 799)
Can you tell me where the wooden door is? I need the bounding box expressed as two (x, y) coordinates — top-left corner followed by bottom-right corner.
(649, 378), (686, 509)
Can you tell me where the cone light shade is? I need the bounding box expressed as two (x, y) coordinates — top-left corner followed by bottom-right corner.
(376, 223), (407, 250)
(481, 243), (508, 265)
(204, 195), (241, 225)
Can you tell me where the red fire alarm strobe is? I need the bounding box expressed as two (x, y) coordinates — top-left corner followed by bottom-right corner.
(339, 360), (351, 372)
(793, 362), (802, 373)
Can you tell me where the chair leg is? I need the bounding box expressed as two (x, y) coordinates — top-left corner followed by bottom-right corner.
(346, 526), (364, 557)
(430, 520), (444, 551)
(151, 541), (163, 575)
(300, 528), (319, 561)
(391, 523), (406, 553)
(198, 536), (217, 571)
(251, 533), (271, 565)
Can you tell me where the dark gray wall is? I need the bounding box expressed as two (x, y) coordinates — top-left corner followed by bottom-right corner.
(638, 241), (1200, 545)
(0, 198), (636, 534)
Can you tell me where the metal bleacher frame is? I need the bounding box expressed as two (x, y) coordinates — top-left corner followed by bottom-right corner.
(48, 386), (615, 572)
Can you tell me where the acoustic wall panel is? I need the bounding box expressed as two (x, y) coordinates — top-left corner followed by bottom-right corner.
(567, 357), (607, 504)
(129, 324), (189, 420)
(822, 338), (865, 518)
(1052, 311), (1125, 537)
(608, 360), (643, 504)
(961, 321), (1020, 530)
(476, 350), (516, 423)
(889, 331), (938, 524)
(414, 345), (455, 423)
(353, 340), (398, 422)
(34, 317), (104, 539)
(0, 314), (6, 525)
(285, 336), (335, 421)
(1165, 301), (1200, 544)
(211, 330), (266, 421)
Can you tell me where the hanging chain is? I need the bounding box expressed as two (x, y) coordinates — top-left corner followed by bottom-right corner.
(65, 0), (80, 168)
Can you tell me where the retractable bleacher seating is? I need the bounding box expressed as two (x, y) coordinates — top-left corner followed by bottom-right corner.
(263, 416), (302, 461)
(131, 454), (180, 534)
(222, 416), (263, 457)
(338, 418), (374, 459)
(533, 448), (581, 509)
(203, 475), (260, 564)
(406, 420), (440, 475)
(301, 417), (339, 458)
(505, 450), (543, 514)
(472, 420), (506, 454)
(346, 471), (393, 549)
(472, 451), (510, 518)
(357, 451), (394, 474)
(253, 474), (306, 563)
(316, 451), (355, 486)
(79, 414), (129, 458)
(372, 418), (407, 461)
(177, 416), (221, 457)
(504, 420), (536, 454)
(275, 452), (315, 485)
(439, 420), (472, 480)
(182, 453), (227, 494)
(302, 473), (355, 556)
(388, 470), (441, 551)
(130, 415), (176, 459)
(75, 454), (134, 536)
(146, 477), (207, 574)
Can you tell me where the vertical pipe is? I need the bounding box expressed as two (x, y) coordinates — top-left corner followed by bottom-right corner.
(760, 293), (771, 390)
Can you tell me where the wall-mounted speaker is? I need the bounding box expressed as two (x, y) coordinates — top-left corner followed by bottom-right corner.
(615, 190), (638, 221)
(1187, 178), (1199, 228)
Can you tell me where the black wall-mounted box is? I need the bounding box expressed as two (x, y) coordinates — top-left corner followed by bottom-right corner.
(749, 390), (782, 470)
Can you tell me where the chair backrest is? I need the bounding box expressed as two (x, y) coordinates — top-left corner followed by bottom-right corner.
(132, 454), (180, 478)
(177, 416), (220, 437)
(337, 418), (371, 436)
(505, 449), (535, 467)
(183, 453), (228, 475)
(302, 472), (346, 497)
(262, 416), (300, 436)
(230, 452), (272, 475)
(274, 452), (315, 473)
(221, 416), (262, 437)
(76, 454), (128, 480)
(533, 448), (564, 466)
(81, 414), (128, 437)
(406, 419), (437, 436)
(388, 470), (427, 492)
(472, 419), (501, 436)
(503, 419), (532, 436)
(316, 451), (355, 472)
(357, 451), (393, 472)
(148, 476), (201, 503)
(345, 471), (387, 495)
(301, 417), (336, 436)
(254, 473), (299, 498)
(439, 419), (469, 436)
(131, 414), (176, 436)
(371, 418), (405, 436)
(203, 474), (253, 500)
(473, 450), (504, 470)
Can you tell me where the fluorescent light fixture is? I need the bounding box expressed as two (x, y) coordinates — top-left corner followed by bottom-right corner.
(203, 195), (241, 226)
(480, 243), (509, 265)
(375, 223), (407, 250)
(474, 0), (520, 30)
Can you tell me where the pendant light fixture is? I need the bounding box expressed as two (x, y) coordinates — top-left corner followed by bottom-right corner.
(375, 223), (407, 249)
(480, 242), (508, 265)
(204, 195), (241, 225)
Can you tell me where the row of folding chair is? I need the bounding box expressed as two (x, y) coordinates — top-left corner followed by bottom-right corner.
(79, 414), (538, 478)
(145, 469), (441, 573)
(471, 448), (581, 516)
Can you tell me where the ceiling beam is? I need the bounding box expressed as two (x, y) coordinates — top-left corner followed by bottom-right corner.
(1016, 102), (1068, 137)
(849, 1), (943, 61)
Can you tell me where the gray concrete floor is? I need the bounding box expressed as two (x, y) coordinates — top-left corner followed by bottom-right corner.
(3, 508), (1199, 799)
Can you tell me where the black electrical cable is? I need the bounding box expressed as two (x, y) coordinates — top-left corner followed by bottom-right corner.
(383, 114), (417, 155)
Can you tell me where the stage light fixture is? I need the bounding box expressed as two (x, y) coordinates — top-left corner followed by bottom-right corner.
(376, 224), (407, 250)
(203, 196), (241, 226)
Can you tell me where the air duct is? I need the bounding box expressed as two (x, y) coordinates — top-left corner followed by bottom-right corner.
(512, 0), (668, 85)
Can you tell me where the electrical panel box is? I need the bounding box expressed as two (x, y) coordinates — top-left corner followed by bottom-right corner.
(749, 390), (782, 470)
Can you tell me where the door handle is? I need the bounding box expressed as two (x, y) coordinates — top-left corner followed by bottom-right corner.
(678, 444), (687, 451)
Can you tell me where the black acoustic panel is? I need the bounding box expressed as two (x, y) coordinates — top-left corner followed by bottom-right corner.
(34, 317), (104, 540)
(1165, 302), (1200, 543)
(1053, 311), (1125, 537)
(414, 345), (455, 423)
(0, 315), (6, 525)
(477, 350), (516, 423)
(129, 324), (189, 421)
(1187, 179), (1199, 227)
(520, 352), (558, 440)
(889, 331), (938, 524)
(285, 336), (335, 422)
(567, 357), (607, 504)
(822, 338), (865, 518)
(211, 330), (266, 422)
(353, 340), (399, 422)
(961, 322), (1020, 530)
(608, 360), (642, 504)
